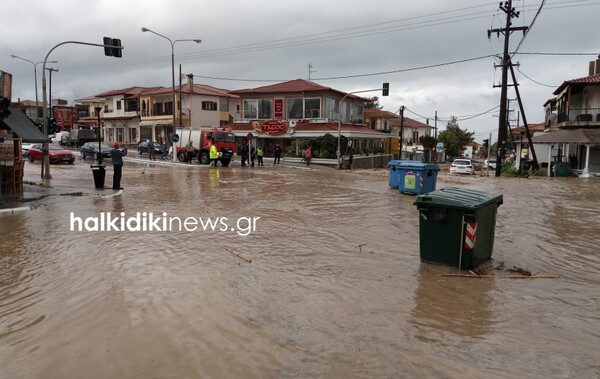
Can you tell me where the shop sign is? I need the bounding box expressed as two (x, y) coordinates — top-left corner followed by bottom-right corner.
(251, 120), (289, 136)
(274, 99), (283, 118)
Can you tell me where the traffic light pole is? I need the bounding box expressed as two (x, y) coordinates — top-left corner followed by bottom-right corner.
(336, 84), (389, 169)
(40, 40), (123, 179)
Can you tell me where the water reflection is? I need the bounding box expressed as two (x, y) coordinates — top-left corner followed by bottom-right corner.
(409, 264), (498, 341)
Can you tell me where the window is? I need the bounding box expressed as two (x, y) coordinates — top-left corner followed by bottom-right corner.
(116, 101), (121, 110)
(286, 98), (303, 119)
(243, 99), (272, 119)
(304, 98), (320, 118)
(220, 97), (229, 112)
(339, 102), (347, 122)
(286, 97), (322, 119)
(125, 99), (138, 112)
(202, 101), (218, 111)
(325, 98), (337, 119)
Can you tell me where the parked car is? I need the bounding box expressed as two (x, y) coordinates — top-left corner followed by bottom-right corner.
(28, 144), (75, 164)
(21, 142), (35, 157)
(484, 159), (497, 170)
(450, 159), (475, 175)
(80, 142), (113, 160)
(138, 141), (162, 155)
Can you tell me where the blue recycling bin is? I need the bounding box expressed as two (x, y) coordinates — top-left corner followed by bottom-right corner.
(397, 161), (440, 195)
(387, 160), (402, 188)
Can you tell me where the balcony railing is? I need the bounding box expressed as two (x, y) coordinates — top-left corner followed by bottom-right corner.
(558, 108), (600, 124)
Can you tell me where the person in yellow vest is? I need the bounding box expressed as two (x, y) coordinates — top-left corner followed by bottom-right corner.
(209, 141), (219, 167)
(257, 146), (264, 166)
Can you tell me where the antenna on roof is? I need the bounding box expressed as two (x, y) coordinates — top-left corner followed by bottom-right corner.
(308, 64), (317, 81)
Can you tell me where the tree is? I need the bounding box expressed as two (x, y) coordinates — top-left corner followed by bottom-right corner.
(364, 96), (382, 110)
(419, 135), (437, 162)
(437, 116), (474, 159)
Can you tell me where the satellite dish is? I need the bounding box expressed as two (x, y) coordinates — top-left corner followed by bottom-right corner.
(548, 113), (558, 121)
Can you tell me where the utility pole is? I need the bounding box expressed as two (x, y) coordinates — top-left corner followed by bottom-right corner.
(45, 67), (58, 121)
(399, 106), (405, 160)
(488, 0), (527, 177)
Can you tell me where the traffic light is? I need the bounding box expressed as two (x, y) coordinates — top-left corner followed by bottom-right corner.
(112, 39), (122, 58)
(483, 139), (489, 148)
(103, 37), (122, 57)
(382, 82), (389, 96)
(48, 118), (59, 135)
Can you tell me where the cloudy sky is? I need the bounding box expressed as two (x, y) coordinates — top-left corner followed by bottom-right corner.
(2, 0), (599, 142)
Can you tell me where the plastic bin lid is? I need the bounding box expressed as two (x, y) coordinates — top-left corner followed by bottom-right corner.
(414, 187), (503, 210)
(398, 161), (440, 171)
(387, 160), (402, 167)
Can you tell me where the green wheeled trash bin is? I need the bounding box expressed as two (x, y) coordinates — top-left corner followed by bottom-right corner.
(397, 161), (440, 195)
(413, 187), (503, 270)
(91, 164), (106, 189)
(552, 161), (570, 177)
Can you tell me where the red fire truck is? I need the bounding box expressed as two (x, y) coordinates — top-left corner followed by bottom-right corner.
(175, 127), (237, 166)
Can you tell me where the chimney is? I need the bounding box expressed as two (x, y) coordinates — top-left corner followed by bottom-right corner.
(187, 74), (194, 92)
(596, 57), (600, 75)
(589, 61), (595, 76)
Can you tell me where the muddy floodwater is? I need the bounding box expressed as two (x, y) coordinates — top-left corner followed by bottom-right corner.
(1, 157), (599, 378)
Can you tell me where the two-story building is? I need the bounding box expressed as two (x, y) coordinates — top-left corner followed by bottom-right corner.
(531, 59), (600, 177)
(226, 79), (387, 156)
(76, 87), (149, 145)
(139, 75), (240, 142)
(363, 108), (435, 160)
(75, 79), (239, 146)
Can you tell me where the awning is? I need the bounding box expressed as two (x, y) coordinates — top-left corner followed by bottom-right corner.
(0, 106), (49, 143)
(531, 128), (600, 145)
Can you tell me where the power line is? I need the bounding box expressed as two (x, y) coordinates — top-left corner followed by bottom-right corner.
(515, 67), (557, 87)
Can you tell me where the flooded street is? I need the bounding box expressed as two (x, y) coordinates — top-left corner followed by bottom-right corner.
(1, 157), (599, 378)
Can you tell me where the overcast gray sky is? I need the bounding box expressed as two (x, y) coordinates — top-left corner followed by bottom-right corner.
(2, 0), (599, 142)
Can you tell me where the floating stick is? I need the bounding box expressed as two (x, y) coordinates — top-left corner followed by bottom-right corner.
(222, 246), (252, 263)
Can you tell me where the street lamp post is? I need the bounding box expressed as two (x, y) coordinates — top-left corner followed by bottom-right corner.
(141, 27), (201, 161)
(336, 85), (389, 169)
(10, 55), (57, 124)
(94, 105), (103, 164)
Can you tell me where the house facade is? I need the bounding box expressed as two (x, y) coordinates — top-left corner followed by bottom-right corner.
(76, 79), (239, 146)
(363, 108), (435, 160)
(531, 59), (600, 177)
(76, 87), (146, 145)
(226, 79), (387, 157)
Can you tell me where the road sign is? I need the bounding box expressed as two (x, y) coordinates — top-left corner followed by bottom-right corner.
(172, 134), (179, 143)
(247, 133), (253, 140)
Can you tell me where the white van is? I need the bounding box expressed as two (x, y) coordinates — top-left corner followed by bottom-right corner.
(51, 131), (70, 145)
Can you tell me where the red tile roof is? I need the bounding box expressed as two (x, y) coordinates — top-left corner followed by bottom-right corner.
(231, 79), (371, 101)
(554, 73), (600, 95)
(512, 122), (545, 135)
(177, 84), (239, 98)
(364, 108), (433, 129)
